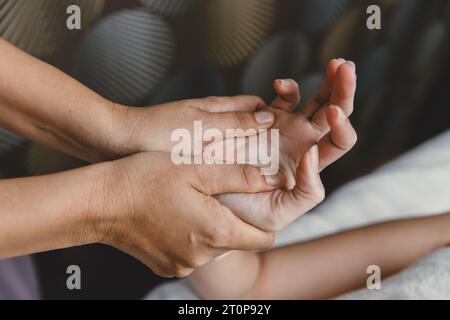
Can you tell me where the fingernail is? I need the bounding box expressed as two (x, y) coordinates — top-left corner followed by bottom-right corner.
(337, 58), (346, 63)
(255, 111), (274, 125)
(309, 145), (319, 172)
(265, 174), (281, 186)
(277, 79), (285, 86)
(347, 61), (356, 70)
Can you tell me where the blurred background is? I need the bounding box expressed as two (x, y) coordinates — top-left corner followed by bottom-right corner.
(0, 0), (449, 299)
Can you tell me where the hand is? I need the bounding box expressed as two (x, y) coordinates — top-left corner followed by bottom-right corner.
(95, 152), (276, 278)
(106, 96), (276, 158)
(210, 59), (358, 231)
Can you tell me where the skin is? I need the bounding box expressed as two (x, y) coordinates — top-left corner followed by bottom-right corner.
(0, 38), (276, 163)
(214, 60), (358, 231)
(190, 213), (450, 300)
(0, 153), (279, 277)
(0, 38), (280, 277)
(0, 38), (357, 277)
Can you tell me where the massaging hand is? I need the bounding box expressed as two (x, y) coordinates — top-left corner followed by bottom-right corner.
(107, 95), (275, 158)
(99, 152), (276, 277)
(212, 59), (357, 231)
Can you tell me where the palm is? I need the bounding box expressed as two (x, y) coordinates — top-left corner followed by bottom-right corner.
(216, 108), (320, 231)
(216, 60), (356, 231)
(272, 108), (319, 188)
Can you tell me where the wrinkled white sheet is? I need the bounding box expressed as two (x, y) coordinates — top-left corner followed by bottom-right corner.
(146, 129), (450, 300)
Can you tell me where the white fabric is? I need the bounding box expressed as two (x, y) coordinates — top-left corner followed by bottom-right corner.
(339, 248), (450, 300)
(146, 129), (450, 300)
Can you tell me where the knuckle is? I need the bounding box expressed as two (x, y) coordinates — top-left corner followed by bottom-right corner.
(185, 236), (207, 269)
(194, 167), (212, 193)
(240, 165), (252, 187)
(204, 223), (231, 248)
(234, 111), (251, 128)
(174, 267), (194, 278)
(186, 253), (207, 269)
(208, 96), (228, 108)
(239, 165), (260, 189)
(313, 185), (326, 204)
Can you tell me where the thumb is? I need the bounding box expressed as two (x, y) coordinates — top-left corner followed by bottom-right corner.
(203, 96), (275, 135)
(206, 110), (275, 137)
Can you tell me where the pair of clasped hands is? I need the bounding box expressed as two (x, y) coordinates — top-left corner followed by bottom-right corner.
(104, 59), (357, 277)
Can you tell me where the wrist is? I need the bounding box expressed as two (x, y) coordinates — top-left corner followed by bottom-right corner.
(102, 102), (152, 159)
(74, 160), (119, 245)
(84, 158), (136, 246)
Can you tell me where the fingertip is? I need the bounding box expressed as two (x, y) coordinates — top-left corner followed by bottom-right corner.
(347, 60), (356, 71)
(273, 79), (285, 93)
(274, 79), (284, 88)
(327, 58), (346, 78)
(337, 61), (357, 80)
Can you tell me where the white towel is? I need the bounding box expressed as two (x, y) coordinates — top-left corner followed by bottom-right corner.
(339, 248), (450, 300)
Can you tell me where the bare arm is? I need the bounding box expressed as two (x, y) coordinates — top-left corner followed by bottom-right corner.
(0, 151), (277, 277)
(0, 162), (109, 259)
(0, 38), (280, 163)
(0, 38), (119, 162)
(190, 213), (450, 299)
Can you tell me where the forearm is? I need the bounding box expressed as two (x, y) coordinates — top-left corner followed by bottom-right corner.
(252, 214), (450, 299)
(191, 214), (450, 300)
(0, 38), (120, 162)
(0, 162), (112, 259)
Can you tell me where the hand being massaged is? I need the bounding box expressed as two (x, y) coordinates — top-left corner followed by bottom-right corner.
(112, 59), (357, 233)
(214, 59), (357, 231)
(116, 59), (357, 232)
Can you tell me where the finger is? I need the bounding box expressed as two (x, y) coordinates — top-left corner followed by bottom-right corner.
(203, 135), (285, 180)
(330, 62), (356, 115)
(282, 145), (325, 217)
(300, 58), (345, 117)
(225, 218), (276, 251)
(311, 62), (356, 133)
(205, 109), (275, 136)
(271, 79), (301, 111)
(193, 95), (266, 113)
(318, 105), (357, 171)
(191, 163), (284, 195)
(208, 202), (276, 251)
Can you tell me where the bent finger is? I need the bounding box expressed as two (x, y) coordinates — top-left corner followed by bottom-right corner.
(318, 105), (358, 171)
(271, 79), (301, 111)
(300, 58), (345, 117)
(191, 163), (283, 195)
(311, 62), (356, 134)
